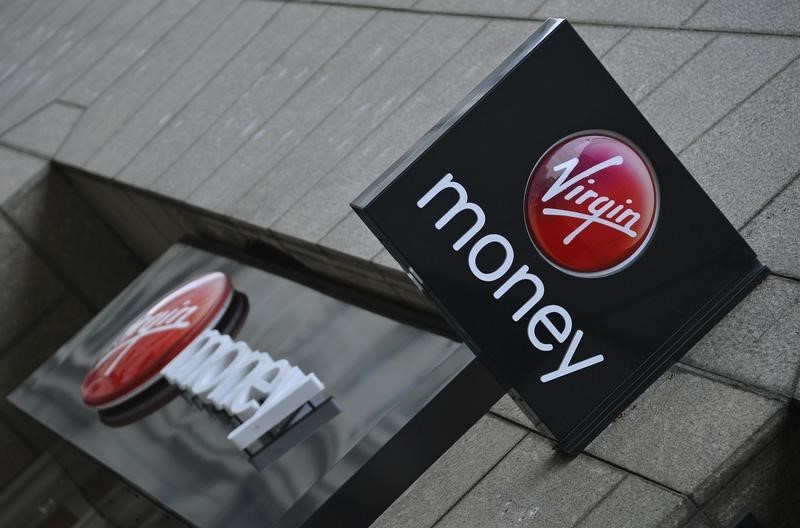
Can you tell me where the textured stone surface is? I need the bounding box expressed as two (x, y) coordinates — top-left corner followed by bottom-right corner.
(680, 58), (800, 228)
(0, 145), (47, 203)
(0, 1), (57, 66)
(684, 277), (800, 396)
(534, 0), (705, 27)
(685, 0), (800, 36)
(196, 11), (469, 216)
(0, 0), (41, 38)
(0, 0), (155, 134)
(212, 13), (482, 218)
(4, 174), (142, 309)
(434, 433), (624, 528)
(743, 177), (800, 279)
(86, 1), (278, 176)
(414, 0), (542, 18)
(2, 102), (82, 157)
(586, 369), (785, 502)
(57, 0), (234, 167)
(575, 476), (692, 528)
(320, 211), (384, 262)
(640, 34), (799, 153)
(0, 215), (63, 353)
(372, 415), (526, 528)
(151, 5), (379, 200)
(704, 412), (800, 528)
(280, 19), (536, 245)
(117, 2), (322, 188)
(601, 28), (713, 103)
(61, 0), (197, 107)
(0, 0), (92, 93)
(0, 296), (91, 451)
(0, 0), (119, 117)
(228, 17), (485, 226)
(491, 394), (538, 430)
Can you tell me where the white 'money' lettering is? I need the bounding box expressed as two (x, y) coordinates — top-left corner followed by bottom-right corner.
(417, 173), (604, 383)
(162, 329), (324, 449)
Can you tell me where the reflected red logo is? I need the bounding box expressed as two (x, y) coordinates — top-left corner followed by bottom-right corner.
(81, 272), (233, 408)
(525, 132), (658, 277)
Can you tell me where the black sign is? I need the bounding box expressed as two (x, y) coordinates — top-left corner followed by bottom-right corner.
(352, 18), (766, 454)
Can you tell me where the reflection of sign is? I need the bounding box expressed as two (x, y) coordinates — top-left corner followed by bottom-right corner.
(82, 272), (233, 408)
(163, 329), (324, 450)
(525, 132), (658, 277)
(81, 272), (328, 454)
(352, 18), (766, 454)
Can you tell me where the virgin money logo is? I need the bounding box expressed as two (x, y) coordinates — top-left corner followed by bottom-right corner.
(525, 132), (659, 277)
(82, 272), (234, 408)
(80, 272), (326, 452)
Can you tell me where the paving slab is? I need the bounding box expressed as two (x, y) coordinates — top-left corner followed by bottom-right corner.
(0, 0), (118, 118)
(231, 14), (484, 227)
(61, 0), (198, 107)
(1, 102), (82, 157)
(585, 368), (786, 503)
(57, 0), (236, 168)
(601, 28), (713, 103)
(150, 5), (380, 200)
(185, 8), (435, 211)
(434, 433), (624, 528)
(491, 394), (539, 431)
(743, 177), (800, 279)
(371, 415), (527, 528)
(0, 296), (91, 452)
(534, 0), (705, 28)
(0, 145), (48, 203)
(684, 276), (800, 396)
(414, 0), (542, 18)
(373, 248), (403, 273)
(320, 211), (385, 263)
(0, 0), (91, 90)
(3, 174), (142, 309)
(679, 57), (800, 228)
(575, 475), (693, 528)
(685, 0), (800, 37)
(0, 0), (55, 55)
(117, 2), (323, 189)
(0, 0), (42, 36)
(640, 34), (799, 153)
(0, 0), (157, 135)
(0, 215), (64, 354)
(704, 411), (800, 527)
(86, 1), (278, 177)
(278, 19), (537, 245)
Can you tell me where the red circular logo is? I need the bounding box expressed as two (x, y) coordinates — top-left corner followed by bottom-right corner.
(525, 132), (658, 277)
(81, 272), (233, 408)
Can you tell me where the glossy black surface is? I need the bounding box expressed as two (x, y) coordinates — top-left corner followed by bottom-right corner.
(353, 19), (765, 453)
(10, 244), (494, 527)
